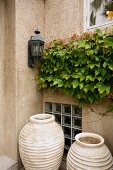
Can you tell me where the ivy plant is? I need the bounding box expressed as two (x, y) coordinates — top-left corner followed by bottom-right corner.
(36, 29), (113, 104)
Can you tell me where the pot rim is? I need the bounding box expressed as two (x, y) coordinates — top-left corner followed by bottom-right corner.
(30, 113), (55, 124)
(75, 132), (104, 147)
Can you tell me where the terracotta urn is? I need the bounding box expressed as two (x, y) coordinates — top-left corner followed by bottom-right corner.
(19, 113), (64, 170)
(67, 132), (113, 170)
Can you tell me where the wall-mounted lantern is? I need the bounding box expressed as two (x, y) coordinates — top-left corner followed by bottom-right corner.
(28, 29), (45, 68)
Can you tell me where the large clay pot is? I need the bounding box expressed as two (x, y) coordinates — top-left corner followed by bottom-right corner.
(19, 113), (64, 170)
(67, 132), (113, 170)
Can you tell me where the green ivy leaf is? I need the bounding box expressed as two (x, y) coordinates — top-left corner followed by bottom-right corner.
(95, 56), (100, 61)
(77, 92), (83, 99)
(98, 40), (104, 44)
(89, 64), (95, 69)
(47, 76), (53, 82)
(77, 40), (86, 48)
(95, 82), (106, 93)
(93, 93), (99, 100)
(40, 77), (45, 82)
(71, 73), (76, 78)
(86, 50), (94, 56)
(104, 37), (113, 46)
(83, 84), (90, 93)
(103, 61), (108, 68)
(81, 67), (86, 73)
(85, 44), (91, 49)
(53, 51), (58, 56)
(80, 75), (85, 81)
(74, 63), (79, 66)
(62, 74), (70, 80)
(73, 41), (78, 47)
(97, 76), (102, 81)
(108, 63), (113, 70)
(94, 82), (102, 88)
(95, 69), (100, 76)
(75, 72), (83, 79)
(105, 85), (110, 94)
(79, 83), (84, 89)
(41, 83), (47, 88)
(64, 82), (72, 88)
(52, 78), (62, 86)
(58, 81), (64, 87)
(54, 67), (58, 71)
(86, 75), (95, 81)
(88, 95), (94, 103)
(72, 80), (79, 88)
(99, 92), (107, 98)
(90, 83), (95, 92)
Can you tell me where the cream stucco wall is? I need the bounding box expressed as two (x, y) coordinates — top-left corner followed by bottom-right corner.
(0, 0), (5, 156)
(15, 0), (45, 140)
(15, 0), (45, 165)
(0, 0), (45, 164)
(45, 0), (83, 43)
(4, 0), (17, 159)
(82, 104), (113, 154)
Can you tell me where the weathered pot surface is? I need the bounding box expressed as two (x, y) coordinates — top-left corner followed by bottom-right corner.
(67, 132), (113, 170)
(19, 113), (64, 170)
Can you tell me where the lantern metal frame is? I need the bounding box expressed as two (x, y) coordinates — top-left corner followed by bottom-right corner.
(28, 29), (45, 68)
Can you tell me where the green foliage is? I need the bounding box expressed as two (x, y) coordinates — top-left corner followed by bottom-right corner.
(36, 29), (113, 104)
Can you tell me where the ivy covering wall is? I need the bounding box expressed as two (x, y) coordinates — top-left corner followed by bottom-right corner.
(36, 29), (113, 104)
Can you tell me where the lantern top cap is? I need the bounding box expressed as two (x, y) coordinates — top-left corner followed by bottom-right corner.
(34, 29), (40, 34)
(31, 29), (44, 43)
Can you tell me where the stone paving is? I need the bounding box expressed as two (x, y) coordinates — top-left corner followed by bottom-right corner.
(59, 160), (66, 170)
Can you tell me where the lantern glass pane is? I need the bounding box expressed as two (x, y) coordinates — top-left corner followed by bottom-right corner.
(39, 44), (44, 55)
(31, 43), (40, 57)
